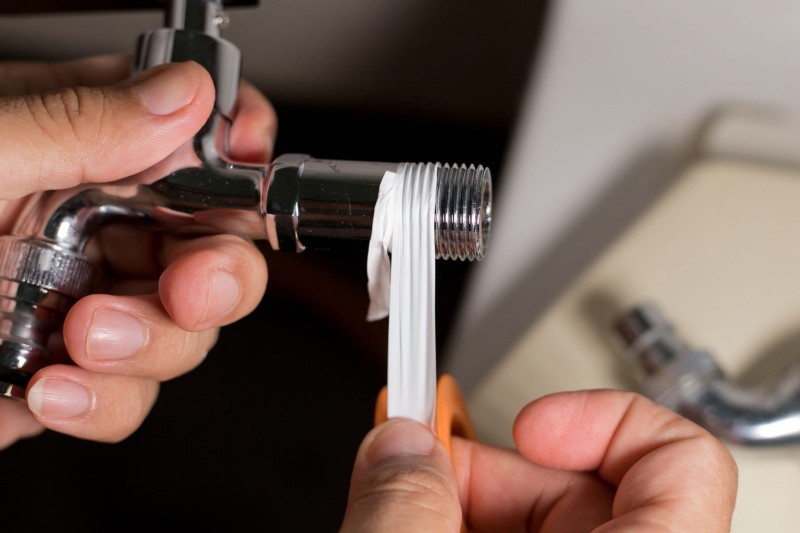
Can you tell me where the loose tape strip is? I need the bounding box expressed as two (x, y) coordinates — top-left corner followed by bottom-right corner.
(366, 164), (438, 429)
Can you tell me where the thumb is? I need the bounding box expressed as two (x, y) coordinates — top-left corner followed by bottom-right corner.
(341, 418), (462, 533)
(0, 61), (215, 199)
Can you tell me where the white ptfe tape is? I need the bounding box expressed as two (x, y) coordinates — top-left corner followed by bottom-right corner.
(366, 164), (438, 428)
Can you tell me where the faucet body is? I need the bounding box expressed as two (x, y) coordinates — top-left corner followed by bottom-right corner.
(616, 304), (800, 445)
(0, 0), (493, 398)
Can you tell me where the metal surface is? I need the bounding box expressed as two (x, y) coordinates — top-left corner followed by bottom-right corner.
(615, 303), (800, 445)
(265, 157), (492, 260)
(0, 0), (493, 398)
(435, 163), (491, 261)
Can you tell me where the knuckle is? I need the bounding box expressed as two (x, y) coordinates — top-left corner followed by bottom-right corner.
(696, 432), (738, 478)
(676, 433), (739, 512)
(99, 379), (157, 442)
(152, 326), (213, 381)
(26, 86), (107, 142)
(349, 460), (460, 529)
(365, 460), (455, 507)
(22, 86), (116, 183)
(173, 329), (212, 376)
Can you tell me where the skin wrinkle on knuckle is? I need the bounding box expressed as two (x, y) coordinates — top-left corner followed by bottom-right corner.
(525, 490), (548, 532)
(684, 433), (738, 493)
(599, 394), (669, 477)
(528, 473), (583, 532)
(608, 510), (678, 533)
(21, 87), (106, 187)
(612, 434), (736, 524)
(63, 86), (108, 166)
(100, 379), (157, 442)
(141, 312), (215, 379)
(23, 92), (61, 145)
(360, 460), (456, 513)
(171, 328), (208, 377)
(353, 488), (456, 530)
(129, 308), (179, 376)
(646, 403), (700, 440)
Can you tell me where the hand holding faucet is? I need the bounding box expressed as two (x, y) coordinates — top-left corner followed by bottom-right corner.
(0, 55), (274, 447)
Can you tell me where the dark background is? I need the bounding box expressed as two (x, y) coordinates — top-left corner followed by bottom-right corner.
(0, 1), (546, 530)
(0, 0), (258, 12)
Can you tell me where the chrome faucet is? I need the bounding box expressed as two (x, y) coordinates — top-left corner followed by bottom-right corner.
(0, 0), (492, 399)
(615, 304), (800, 445)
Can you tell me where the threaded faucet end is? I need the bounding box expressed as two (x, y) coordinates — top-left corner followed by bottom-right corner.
(435, 164), (492, 261)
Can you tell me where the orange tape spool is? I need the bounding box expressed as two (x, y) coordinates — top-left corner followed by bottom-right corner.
(373, 374), (476, 454)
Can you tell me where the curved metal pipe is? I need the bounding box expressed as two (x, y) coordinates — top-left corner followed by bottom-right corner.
(615, 304), (800, 445)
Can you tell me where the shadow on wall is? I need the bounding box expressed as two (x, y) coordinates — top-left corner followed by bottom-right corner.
(446, 137), (690, 392)
(314, 0), (548, 125)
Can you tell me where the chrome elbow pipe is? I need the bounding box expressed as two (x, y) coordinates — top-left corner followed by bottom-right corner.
(0, 0), (493, 398)
(615, 304), (800, 445)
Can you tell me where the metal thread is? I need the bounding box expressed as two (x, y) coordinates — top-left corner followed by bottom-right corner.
(614, 304), (691, 375)
(0, 238), (94, 298)
(434, 164), (492, 261)
(0, 237), (88, 398)
(0, 283), (73, 398)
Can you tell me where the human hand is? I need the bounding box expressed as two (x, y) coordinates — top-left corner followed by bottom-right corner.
(341, 390), (737, 532)
(0, 55), (275, 448)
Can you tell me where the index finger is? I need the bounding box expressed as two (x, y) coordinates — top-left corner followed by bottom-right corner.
(513, 390), (738, 531)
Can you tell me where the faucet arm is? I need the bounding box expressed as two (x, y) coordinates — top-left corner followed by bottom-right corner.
(34, 190), (154, 252)
(685, 376), (800, 445)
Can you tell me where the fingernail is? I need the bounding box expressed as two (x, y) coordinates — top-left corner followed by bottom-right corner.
(200, 270), (241, 327)
(366, 418), (437, 464)
(134, 62), (201, 116)
(28, 379), (92, 420)
(87, 308), (145, 360)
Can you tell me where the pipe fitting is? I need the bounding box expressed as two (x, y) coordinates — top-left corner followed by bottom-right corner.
(615, 303), (800, 445)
